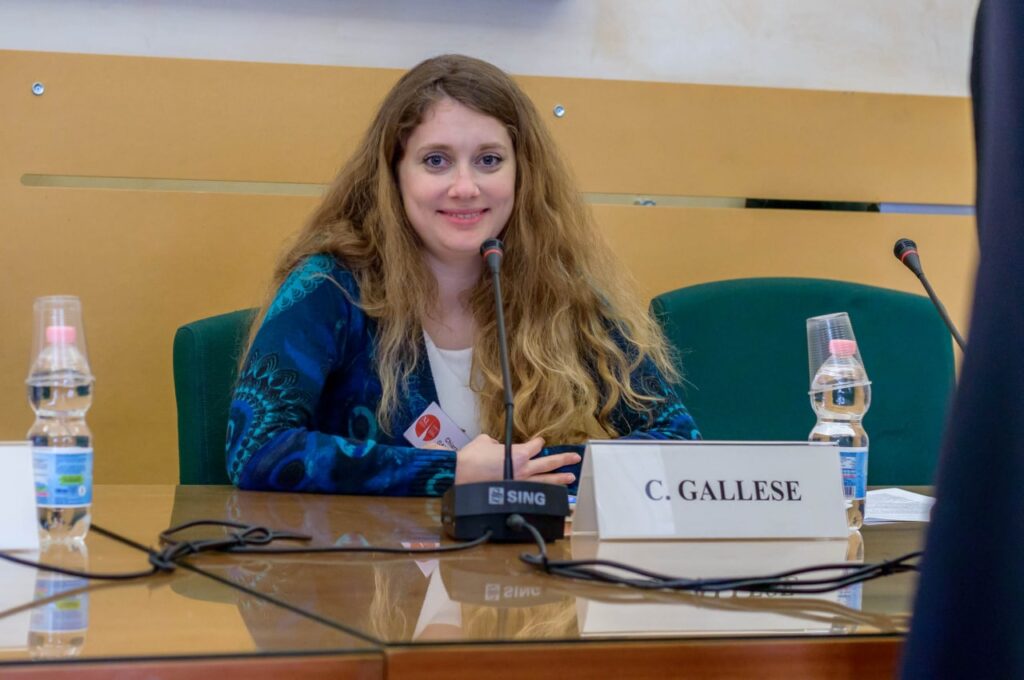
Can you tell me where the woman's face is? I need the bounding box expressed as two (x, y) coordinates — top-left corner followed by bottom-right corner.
(397, 97), (516, 267)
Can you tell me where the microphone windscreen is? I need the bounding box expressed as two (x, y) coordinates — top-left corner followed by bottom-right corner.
(894, 238), (918, 261)
(893, 237), (925, 277)
(480, 238), (504, 259)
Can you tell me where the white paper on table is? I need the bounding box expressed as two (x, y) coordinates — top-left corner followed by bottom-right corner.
(0, 442), (41, 551)
(864, 488), (935, 524)
(0, 554), (38, 650)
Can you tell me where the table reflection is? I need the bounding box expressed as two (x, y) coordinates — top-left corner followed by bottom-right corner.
(27, 542), (90, 658)
(169, 487), (582, 642)
(0, 551), (41, 656)
(164, 487), (912, 645)
(2, 491), (381, 666)
(0, 544), (92, 659)
(568, 530), (906, 637)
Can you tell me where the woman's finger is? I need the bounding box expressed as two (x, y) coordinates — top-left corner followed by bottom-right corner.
(524, 472), (576, 486)
(526, 452), (581, 475)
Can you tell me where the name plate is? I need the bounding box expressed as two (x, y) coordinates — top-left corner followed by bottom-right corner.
(575, 440), (847, 539)
(0, 441), (41, 551)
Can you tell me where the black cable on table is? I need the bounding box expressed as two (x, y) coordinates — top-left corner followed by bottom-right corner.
(1, 512), (920, 603)
(510, 514), (922, 595)
(0, 519), (493, 585)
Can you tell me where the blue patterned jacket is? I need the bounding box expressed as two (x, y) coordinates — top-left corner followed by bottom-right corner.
(226, 255), (700, 496)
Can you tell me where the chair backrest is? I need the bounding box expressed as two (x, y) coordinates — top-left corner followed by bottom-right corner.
(173, 308), (257, 484)
(651, 278), (955, 485)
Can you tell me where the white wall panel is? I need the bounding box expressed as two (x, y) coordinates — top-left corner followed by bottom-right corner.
(0, 0), (978, 95)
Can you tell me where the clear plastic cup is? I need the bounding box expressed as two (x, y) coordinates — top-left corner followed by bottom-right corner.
(29, 296), (92, 379)
(806, 312), (867, 392)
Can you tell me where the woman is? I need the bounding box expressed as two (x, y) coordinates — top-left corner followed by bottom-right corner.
(226, 54), (699, 495)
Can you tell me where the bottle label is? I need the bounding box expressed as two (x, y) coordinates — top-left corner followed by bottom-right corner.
(31, 576), (89, 633)
(33, 447), (93, 507)
(839, 447), (868, 499)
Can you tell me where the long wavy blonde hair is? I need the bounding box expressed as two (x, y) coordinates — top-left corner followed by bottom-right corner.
(251, 54), (678, 442)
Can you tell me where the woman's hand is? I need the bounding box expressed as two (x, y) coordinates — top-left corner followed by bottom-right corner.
(454, 434), (580, 485)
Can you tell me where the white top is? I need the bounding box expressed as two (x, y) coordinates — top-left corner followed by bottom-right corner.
(423, 332), (481, 439)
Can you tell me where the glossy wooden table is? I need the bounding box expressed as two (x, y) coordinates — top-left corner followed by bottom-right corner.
(60, 485), (926, 680)
(0, 487), (380, 678)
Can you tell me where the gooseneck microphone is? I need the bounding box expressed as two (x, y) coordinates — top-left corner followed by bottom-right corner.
(893, 238), (967, 352)
(480, 239), (515, 481)
(440, 239), (569, 542)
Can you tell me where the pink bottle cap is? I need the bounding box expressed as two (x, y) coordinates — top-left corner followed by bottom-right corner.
(45, 325), (77, 345)
(829, 338), (858, 357)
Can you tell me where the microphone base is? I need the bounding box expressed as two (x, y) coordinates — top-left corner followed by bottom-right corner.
(441, 480), (569, 543)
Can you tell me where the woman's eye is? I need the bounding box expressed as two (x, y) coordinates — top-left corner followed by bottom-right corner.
(423, 154), (449, 169)
(478, 154), (502, 168)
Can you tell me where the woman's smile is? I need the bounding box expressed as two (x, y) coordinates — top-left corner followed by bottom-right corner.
(438, 208), (489, 225)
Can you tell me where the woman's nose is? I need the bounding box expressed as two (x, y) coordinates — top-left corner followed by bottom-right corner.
(448, 166), (481, 199)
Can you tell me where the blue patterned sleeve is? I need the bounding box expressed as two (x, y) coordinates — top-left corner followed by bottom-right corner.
(226, 255), (457, 496)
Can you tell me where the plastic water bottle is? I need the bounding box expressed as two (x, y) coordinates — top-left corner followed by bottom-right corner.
(28, 542), (89, 658)
(809, 338), (871, 530)
(26, 297), (94, 544)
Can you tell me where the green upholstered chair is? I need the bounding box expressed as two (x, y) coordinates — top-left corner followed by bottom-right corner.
(650, 278), (955, 485)
(173, 308), (256, 484)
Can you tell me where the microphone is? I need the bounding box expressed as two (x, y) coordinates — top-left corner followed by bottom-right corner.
(441, 238), (569, 543)
(480, 239), (515, 481)
(893, 238), (967, 352)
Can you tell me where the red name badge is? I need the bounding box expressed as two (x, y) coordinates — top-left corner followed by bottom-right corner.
(415, 414), (441, 441)
(404, 402), (471, 450)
